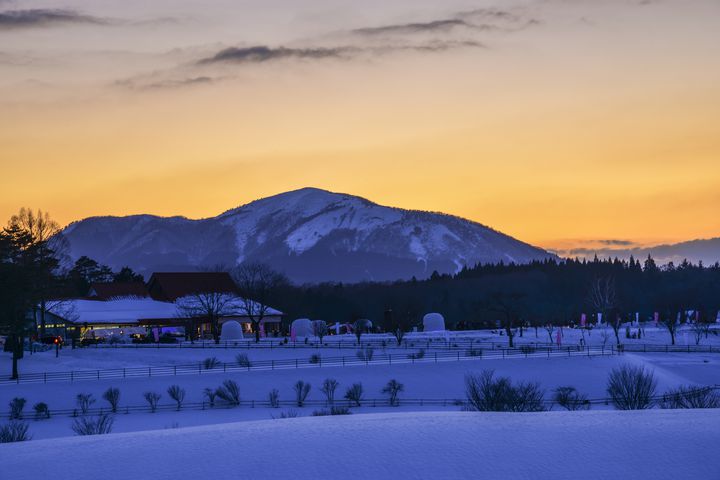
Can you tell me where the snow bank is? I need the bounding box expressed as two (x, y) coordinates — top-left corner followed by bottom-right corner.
(2, 410), (718, 479)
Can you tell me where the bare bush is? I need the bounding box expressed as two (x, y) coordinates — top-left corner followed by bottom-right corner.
(236, 353), (252, 368)
(72, 414), (114, 436)
(321, 378), (339, 405)
(216, 380), (241, 406)
(102, 387), (120, 413)
(408, 349), (425, 360)
(272, 409), (299, 419)
(203, 388), (217, 408)
(344, 383), (364, 407)
(294, 380), (311, 407)
(309, 354), (321, 364)
(553, 386), (590, 411)
(660, 386), (720, 409)
(312, 407), (352, 416)
(76, 393), (95, 415)
(9, 397), (26, 420)
(33, 402), (50, 420)
(466, 348), (482, 357)
(167, 385), (186, 411)
(382, 379), (405, 406)
(203, 357), (221, 370)
(143, 392), (161, 413)
(0, 421), (31, 443)
(465, 370), (546, 412)
(356, 346), (374, 362)
(606, 365), (657, 410)
(268, 388), (280, 408)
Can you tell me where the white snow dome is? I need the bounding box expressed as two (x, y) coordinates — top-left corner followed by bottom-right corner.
(291, 318), (314, 337)
(423, 313), (445, 332)
(220, 320), (244, 341)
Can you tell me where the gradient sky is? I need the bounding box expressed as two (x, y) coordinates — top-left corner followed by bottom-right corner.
(1, 0), (719, 252)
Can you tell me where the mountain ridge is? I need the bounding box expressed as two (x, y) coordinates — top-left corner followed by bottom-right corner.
(61, 187), (557, 283)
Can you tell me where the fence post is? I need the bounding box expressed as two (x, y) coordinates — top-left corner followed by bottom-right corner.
(295, 359), (298, 369)
(272, 360), (274, 370)
(123, 368), (126, 378)
(174, 366), (177, 376)
(44, 372), (46, 383)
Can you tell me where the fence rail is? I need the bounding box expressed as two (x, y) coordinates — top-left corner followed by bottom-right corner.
(78, 338), (720, 354)
(3, 385), (718, 420)
(3, 345), (617, 386)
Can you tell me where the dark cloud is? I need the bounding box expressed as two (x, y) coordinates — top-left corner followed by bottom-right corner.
(597, 239), (636, 246)
(352, 8), (538, 38)
(353, 19), (481, 37)
(197, 45), (353, 65)
(0, 9), (109, 29)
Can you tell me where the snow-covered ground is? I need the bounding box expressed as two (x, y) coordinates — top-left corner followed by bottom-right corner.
(2, 350), (718, 440)
(4, 410), (719, 480)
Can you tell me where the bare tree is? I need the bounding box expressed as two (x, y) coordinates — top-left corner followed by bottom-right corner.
(589, 276), (622, 345)
(691, 312), (711, 346)
(312, 320), (328, 343)
(232, 263), (287, 343)
(8, 209), (66, 338)
(544, 323), (555, 344)
(176, 292), (240, 344)
(485, 291), (526, 348)
(659, 311), (680, 346)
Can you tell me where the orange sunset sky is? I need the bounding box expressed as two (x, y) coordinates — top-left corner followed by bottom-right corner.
(1, 0), (719, 252)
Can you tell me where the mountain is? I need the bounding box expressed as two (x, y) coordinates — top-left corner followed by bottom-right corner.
(557, 238), (720, 266)
(61, 187), (557, 283)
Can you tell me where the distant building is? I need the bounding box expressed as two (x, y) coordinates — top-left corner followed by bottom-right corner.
(42, 272), (283, 340)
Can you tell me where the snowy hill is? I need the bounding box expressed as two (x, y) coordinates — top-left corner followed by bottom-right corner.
(61, 188), (556, 283)
(3, 410), (718, 480)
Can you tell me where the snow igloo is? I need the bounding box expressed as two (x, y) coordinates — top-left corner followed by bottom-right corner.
(291, 318), (314, 338)
(423, 313), (445, 332)
(220, 320), (244, 341)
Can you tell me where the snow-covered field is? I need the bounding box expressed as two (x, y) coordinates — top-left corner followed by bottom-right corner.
(3, 409), (719, 480)
(2, 329), (719, 479)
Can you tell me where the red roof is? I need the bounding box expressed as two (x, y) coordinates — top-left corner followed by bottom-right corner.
(146, 272), (239, 302)
(88, 282), (149, 300)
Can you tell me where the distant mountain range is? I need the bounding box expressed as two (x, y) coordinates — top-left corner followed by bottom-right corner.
(60, 187), (556, 283)
(555, 238), (720, 266)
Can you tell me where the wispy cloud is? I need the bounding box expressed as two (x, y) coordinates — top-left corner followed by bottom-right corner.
(197, 45), (353, 65)
(0, 9), (109, 29)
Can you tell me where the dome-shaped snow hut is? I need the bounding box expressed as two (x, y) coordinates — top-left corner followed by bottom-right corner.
(423, 313), (445, 332)
(220, 320), (244, 341)
(291, 318), (314, 338)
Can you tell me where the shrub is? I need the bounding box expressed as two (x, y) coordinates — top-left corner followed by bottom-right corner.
(408, 349), (425, 360)
(553, 386), (590, 411)
(344, 383), (364, 407)
(606, 365), (657, 410)
(216, 380), (241, 406)
(33, 402), (50, 420)
(660, 386), (720, 409)
(167, 385), (186, 411)
(76, 393), (95, 415)
(309, 354), (321, 364)
(356, 346), (374, 362)
(203, 357), (221, 370)
(102, 387), (120, 413)
(273, 409), (299, 419)
(143, 392), (161, 413)
(466, 348), (483, 357)
(519, 345), (536, 355)
(235, 353), (252, 368)
(0, 422), (31, 443)
(312, 407), (352, 416)
(9, 397), (26, 420)
(465, 370), (545, 412)
(382, 379), (404, 407)
(203, 388), (217, 408)
(72, 414), (114, 436)
(321, 378), (339, 405)
(294, 380), (311, 407)
(268, 388), (280, 408)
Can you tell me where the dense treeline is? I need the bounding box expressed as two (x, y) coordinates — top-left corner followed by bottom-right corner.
(272, 256), (720, 334)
